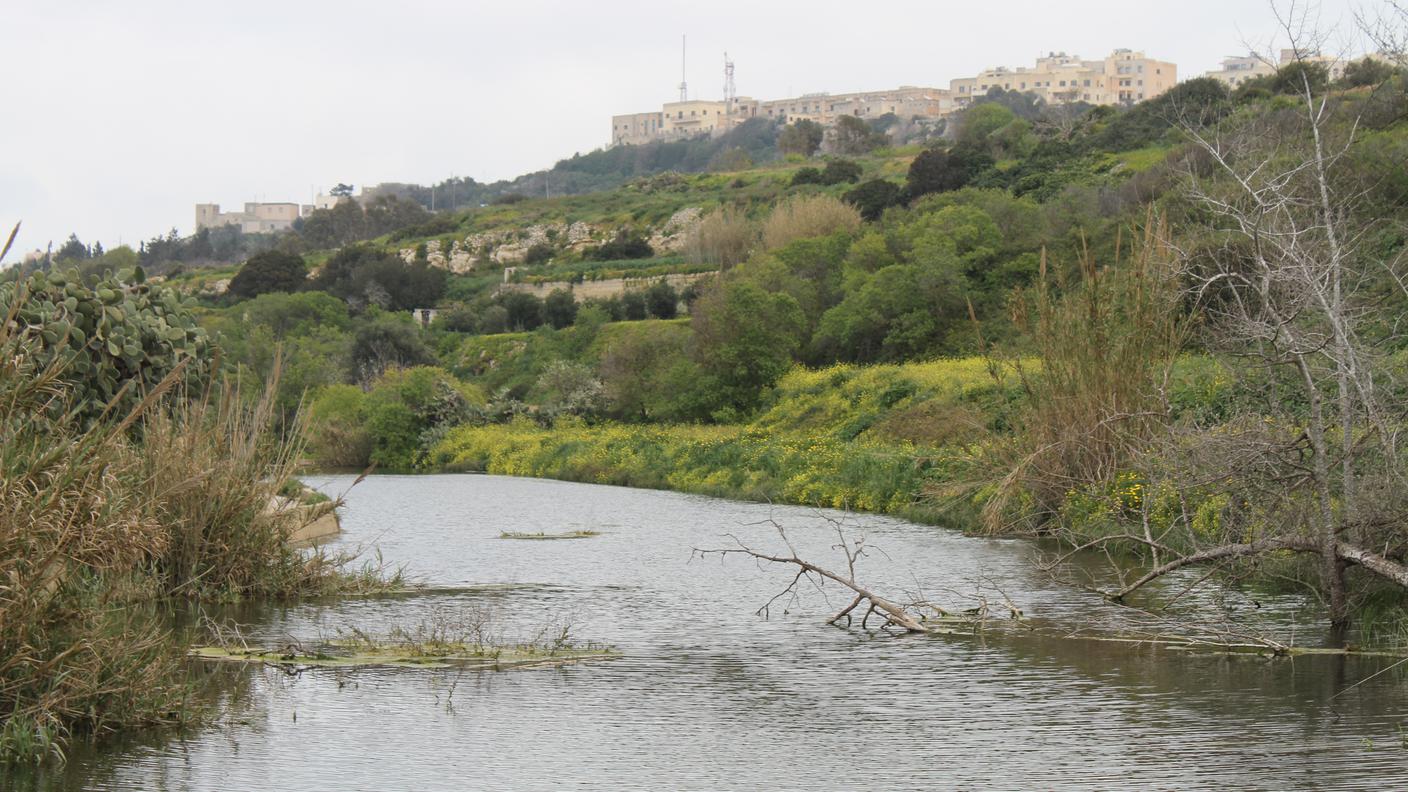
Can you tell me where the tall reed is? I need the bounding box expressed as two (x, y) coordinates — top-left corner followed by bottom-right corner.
(980, 218), (1186, 531)
(0, 293), (343, 763)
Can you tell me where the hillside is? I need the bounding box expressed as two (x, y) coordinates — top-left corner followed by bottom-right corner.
(190, 63), (1408, 639)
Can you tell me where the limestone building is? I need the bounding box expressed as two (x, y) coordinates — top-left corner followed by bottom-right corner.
(1203, 53), (1277, 88)
(611, 48), (1176, 146)
(1204, 50), (1383, 89)
(194, 202), (302, 234)
(949, 50), (1177, 109)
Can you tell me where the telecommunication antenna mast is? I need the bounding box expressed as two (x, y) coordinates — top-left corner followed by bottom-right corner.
(723, 52), (736, 106)
(678, 35), (688, 102)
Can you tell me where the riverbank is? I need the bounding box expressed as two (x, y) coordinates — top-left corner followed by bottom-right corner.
(428, 358), (1030, 526)
(428, 355), (1231, 527)
(432, 421), (961, 523)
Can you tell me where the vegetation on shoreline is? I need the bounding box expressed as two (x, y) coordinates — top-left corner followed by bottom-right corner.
(0, 259), (390, 764)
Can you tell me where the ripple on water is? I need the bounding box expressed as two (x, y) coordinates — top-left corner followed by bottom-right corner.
(18, 474), (1408, 791)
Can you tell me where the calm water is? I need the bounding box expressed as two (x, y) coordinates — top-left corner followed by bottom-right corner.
(14, 474), (1408, 790)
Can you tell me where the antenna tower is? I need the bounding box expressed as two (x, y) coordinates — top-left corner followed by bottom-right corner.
(678, 35), (688, 102)
(723, 52), (735, 107)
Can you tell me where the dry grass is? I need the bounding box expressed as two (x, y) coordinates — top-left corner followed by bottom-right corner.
(0, 278), (369, 762)
(760, 194), (861, 251)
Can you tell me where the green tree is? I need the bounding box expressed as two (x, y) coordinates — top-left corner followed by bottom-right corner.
(778, 119), (824, 157)
(622, 290), (648, 320)
(309, 244), (445, 311)
(906, 148), (979, 200)
(500, 291), (544, 330)
(690, 280), (806, 416)
(227, 250), (307, 299)
(1338, 56), (1396, 88)
(349, 316), (435, 383)
(56, 234), (89, 261)
(833, 115), (887, 154)
(645, 280), (679, 319)
(543, 288), (578, 329)
(843, 179), (902, 221)
(363, 366), (478, 469)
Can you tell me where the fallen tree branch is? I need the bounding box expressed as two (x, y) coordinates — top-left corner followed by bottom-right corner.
(693, 520), (940, 634)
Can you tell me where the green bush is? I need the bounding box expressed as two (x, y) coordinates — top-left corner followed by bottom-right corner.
(306, 384), (373, 468)
(363, 367), (484, 469)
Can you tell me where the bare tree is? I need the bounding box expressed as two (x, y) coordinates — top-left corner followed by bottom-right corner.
(1064, 4), (1408, 631)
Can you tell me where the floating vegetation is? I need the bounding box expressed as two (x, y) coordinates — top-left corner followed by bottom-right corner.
(499, 530), (601, 540)
(192, 607), (616, 670)
(189, 642), (615, 670)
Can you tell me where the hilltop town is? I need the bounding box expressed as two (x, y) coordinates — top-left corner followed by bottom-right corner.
(183, 46), (1374, 240)
(610, 46), (1375, 146)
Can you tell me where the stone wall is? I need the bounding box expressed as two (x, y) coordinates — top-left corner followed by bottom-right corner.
(498, 271), (715, 303)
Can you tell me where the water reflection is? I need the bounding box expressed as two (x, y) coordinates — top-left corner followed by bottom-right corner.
(9, 474), (1406, 790)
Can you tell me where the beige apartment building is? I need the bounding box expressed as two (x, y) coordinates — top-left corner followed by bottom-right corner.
(950, 49), (1177, 109)
(1205, 49), (1385, 88)
(611, 47), (1175, 146)
(194, 202), (302, 234)
(1203, 53), (1277, 87)
(735, 86), (951, 126)
(612, 87), (950, 145)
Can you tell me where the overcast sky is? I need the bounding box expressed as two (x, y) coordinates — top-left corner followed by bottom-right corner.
(0, 0), (1368, 258)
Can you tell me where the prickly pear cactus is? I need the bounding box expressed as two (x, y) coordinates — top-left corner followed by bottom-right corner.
(0, 266), (214, 423)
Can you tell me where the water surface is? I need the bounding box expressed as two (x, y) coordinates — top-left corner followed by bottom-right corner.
(17, 475), (1408, 790)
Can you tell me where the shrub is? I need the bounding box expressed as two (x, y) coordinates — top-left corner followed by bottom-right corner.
(820, 159), (862, 185)
(523, 243), (554, 266)
(543, 288), (578, 329)
(349, 316), (435, 383)
(227, 250), (307, 299)
(684, 205), (757, 270)
(761, 195), (861, 251)
(843, 179), (902, 222)
(588, 230), (654, 261)
(364, 366), (481, 469)
(645, 280), (679, 319)
(307, 384), (373, 468)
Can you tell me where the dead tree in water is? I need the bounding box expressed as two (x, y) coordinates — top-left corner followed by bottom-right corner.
(694, 519), (973, 634)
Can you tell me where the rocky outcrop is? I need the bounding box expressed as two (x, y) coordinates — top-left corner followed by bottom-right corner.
(396, 211), (702, 272)
(266, 494), (342, 545)
(647, 207), (703, 253)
